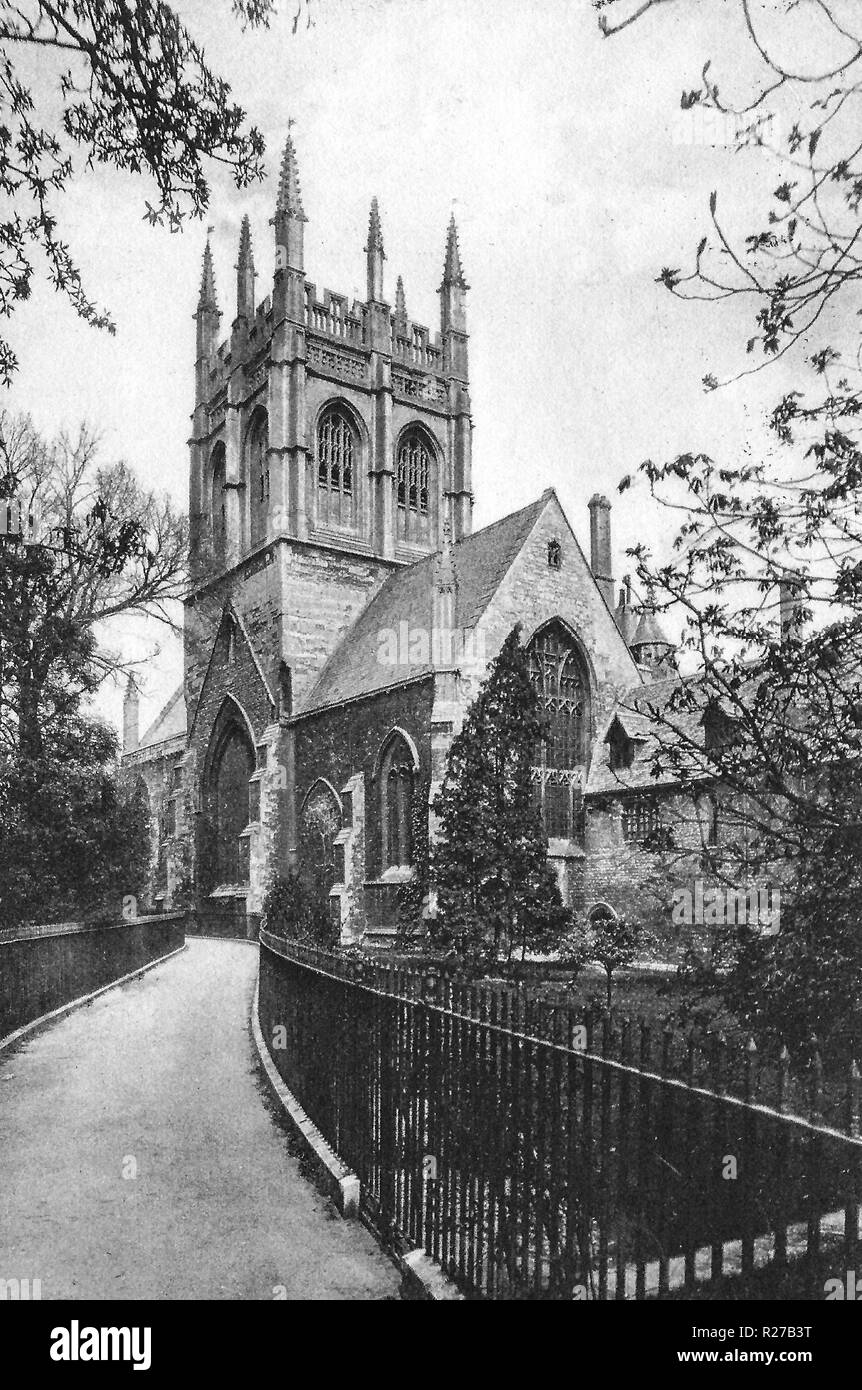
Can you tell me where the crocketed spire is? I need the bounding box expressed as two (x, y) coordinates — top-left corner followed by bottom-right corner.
(235, 214), (255, 319)
(198, 233), (219, 311)
(394, 274), (407, 325)
(365, 196), (385, 255)
(276, 131), (307, 220)
(440, 213), (468, 289)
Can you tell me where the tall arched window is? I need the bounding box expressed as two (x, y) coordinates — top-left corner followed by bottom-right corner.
(247, 410), (269, 549)
(300, 782), (342, 937)
(380, 733), (415, 869)
(526, 622), (591, 842)
(206, 719), (254, 886)
(210, 443), (226, 566)
(396, 428), (434, 544)
(317, 406), (356, 529)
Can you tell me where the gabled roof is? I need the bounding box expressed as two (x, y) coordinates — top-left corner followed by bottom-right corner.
(300, 493), (552, 715)
(188, 601), (274, 739)
(138, 684), (186, 752)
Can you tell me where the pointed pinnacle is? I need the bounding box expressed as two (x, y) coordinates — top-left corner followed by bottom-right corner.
(365, 197), (385, 256)
(395, 274), (407, 323)
(276, 131), (307, 220)
(237, 213), (254, 267)
(440, 212), (468, 290)
(436, 517), (457, 592)
(198, 236), (219, 312)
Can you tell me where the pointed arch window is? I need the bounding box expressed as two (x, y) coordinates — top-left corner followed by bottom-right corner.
(396, 429), (434, 544)
(210, 444), (226, 567)
(526, 622), (591, 842)
(380, 733), (415, 869)
(300, 783), (342, 937)
(317, 406), (356, 529)
(204, 715), (254, 888)
(248, 411), (269, 549)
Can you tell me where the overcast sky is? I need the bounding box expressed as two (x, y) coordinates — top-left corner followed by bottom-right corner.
(6, 0), (834, 737)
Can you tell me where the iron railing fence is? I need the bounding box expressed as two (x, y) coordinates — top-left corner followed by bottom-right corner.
(259, 931), (862, 1300)
(0, 914), (185, 1039)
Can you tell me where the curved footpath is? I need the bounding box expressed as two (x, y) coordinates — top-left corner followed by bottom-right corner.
(0, 939), (400, 1300)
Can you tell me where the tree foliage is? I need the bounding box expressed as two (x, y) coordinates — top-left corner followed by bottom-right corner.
(0, 410), (186, 758)
(430, 625), (568, 974)
(0, 712), (150, 924)
(599, 1), (862, 1058)
(261, 869), (333, 947)
(0, 0), (296, 384)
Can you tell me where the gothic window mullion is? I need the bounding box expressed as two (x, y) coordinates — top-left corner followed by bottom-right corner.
(526, 623), (590, 843)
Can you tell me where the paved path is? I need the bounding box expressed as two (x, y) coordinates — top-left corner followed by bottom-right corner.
(0, 940), (400, 1300)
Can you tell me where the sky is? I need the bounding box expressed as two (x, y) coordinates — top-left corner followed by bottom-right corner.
(5, 0), (843, 738)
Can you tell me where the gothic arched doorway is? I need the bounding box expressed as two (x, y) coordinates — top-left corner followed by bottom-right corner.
(202, 705), (255, 889)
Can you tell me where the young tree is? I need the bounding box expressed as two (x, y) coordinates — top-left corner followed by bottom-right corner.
(574, 908), (643, 1012)
(0, 0), (307, 384)
(431, 625), (568, 973)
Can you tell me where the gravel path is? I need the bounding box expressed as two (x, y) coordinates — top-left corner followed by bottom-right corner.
(0, 939), (400, 1300)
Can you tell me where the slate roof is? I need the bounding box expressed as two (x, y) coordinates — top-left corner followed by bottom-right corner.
(587, 674), (709, 796)
(138, 684), (186, 751)
(300, 493), (552, 715)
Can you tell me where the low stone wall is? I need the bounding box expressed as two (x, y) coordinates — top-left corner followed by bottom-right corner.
(0, 913), (186, 1040)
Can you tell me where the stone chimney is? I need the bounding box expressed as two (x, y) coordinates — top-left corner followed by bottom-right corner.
(123, 675), (140, 755)
(588, 494), (614, 608)
(614, 573), (638, 646)
(779, 571), (805, 644)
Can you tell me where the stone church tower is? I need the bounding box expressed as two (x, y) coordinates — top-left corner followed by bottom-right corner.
(188, 133), (472, 708)
(180, 132), (475, 932)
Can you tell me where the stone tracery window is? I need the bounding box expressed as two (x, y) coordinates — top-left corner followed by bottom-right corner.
(396, 429), (433, 544)
(526, 622), (590, 842)
(317, 406), (356, 528)
(380, 733), (415, 869)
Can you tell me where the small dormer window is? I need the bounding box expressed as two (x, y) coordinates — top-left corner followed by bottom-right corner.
(609, 729), (634, 771)
(606, 716), (635, 772)
(548, 538), (562, 570)
(703, 701), (736, 752)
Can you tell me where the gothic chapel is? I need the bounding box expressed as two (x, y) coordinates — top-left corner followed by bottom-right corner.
(121, 132), (673, 942)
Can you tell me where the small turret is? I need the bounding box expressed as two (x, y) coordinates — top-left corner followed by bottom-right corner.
(365, 197), (386, 303)
(235, 214), (255, 322)
(630, 595), (676, 678)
